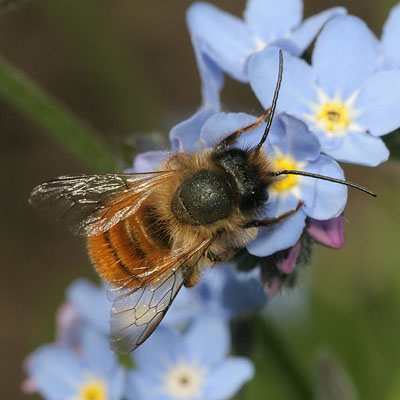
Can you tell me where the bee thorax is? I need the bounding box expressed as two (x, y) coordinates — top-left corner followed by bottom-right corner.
(171, 170), (234, 225)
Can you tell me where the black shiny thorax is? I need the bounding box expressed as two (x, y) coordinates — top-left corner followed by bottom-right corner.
(172, 169), (234, 225)
(171, 148), (269, 226)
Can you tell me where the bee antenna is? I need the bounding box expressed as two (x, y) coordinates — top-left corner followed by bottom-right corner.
(255, 49), (283, 153)
(271, 170), (377, 197)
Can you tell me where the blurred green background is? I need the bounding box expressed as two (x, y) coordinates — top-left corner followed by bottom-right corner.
(1, 0), (399, 399)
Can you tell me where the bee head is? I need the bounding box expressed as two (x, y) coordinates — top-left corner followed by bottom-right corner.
(213, 148), (269, 214)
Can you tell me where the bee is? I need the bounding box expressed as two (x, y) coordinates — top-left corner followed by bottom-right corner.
(29, 51), (375, 354)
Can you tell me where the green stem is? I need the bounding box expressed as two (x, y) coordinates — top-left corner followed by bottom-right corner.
(257, 316), (315, 400)
(0, 54), (116, 172)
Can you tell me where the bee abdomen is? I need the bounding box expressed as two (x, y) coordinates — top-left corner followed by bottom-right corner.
(87, 207), (171, 288)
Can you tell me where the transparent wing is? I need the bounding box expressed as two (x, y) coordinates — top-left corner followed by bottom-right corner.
(109, 268), (185, 355)
(108, 238), (211, 354)
(29, 172), (174, 236)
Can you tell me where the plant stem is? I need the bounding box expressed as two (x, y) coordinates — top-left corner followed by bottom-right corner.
(0, 54), (116, 172)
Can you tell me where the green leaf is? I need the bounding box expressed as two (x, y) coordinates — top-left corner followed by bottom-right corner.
(0, 54), (116, 172)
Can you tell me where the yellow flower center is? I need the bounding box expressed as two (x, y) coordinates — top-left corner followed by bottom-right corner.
(272, 157), (298, 192)
(79, 380), (106, 400)
(317, 102), (350, 133)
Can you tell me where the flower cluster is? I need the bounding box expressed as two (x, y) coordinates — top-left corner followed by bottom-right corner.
(24, 270), (258, 400)
(134, 0), (400, 291)
(24, 1), (400, 399)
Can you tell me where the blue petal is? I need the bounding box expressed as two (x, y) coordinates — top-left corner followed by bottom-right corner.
(161, 286), (202, 327)
(264, 191), (300, 218)
(133, 151), (168, 173)
(132, 326), (181, 374)
(268, 113), (321, 162)
(309, 127), (345, 153)
(191, 267), (231, 318)
(268, 38), (302, 56)
(204, 358), (255, 400)
(187, 2), (258, 82)
(81, 325), (118, 376)
(244, 0), (302, 43)
(381, 3), (400, 67)
(200, 112), (258, 148)
(324, 131), (389, 166)
(312, 15), (378, 98)
(55, 302), (81, 349)
(249, 47), (318, 115)
(183, 316), (230, 364)
(67, 279), (110, 334)
(291, 7), (347, 54)
(169, 107), (216, 152)
(108, 369), (126, 400)
(189, 34), (224, 108)
(27, 345), (83, 399)
(222, 267), (266, 315)
(247, 209), (306, 256)
(355, 70), (400, 136)
(301, 155), (347, 220)
(125, 370), (165, 400)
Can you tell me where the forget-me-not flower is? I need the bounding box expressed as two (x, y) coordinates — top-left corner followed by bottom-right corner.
(164, 264), (266, 327)
(67, 278), (111, 335)
(187, 0), (346, 82)
(211, 111), (347, 256)
(25, 326), (125, 400)
(133, 107), (347, 258)
(379, 3), (400, 70)
(249, 15), (400, 166)
(125, 316), (254, 400)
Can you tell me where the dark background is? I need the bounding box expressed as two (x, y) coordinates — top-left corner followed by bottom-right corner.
(1, 1), (399, 399)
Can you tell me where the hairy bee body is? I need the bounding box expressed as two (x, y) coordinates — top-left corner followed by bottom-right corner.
(29, 49), (375, 353)
(88, 147), (273, 289)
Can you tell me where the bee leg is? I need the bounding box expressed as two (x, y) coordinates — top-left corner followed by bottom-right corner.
(183, 268), (201, 288)
(216, 107), (272, 150)
(244, 201), (304, 228)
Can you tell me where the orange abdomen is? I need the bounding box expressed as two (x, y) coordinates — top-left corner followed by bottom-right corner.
(87, 206), (171, 288)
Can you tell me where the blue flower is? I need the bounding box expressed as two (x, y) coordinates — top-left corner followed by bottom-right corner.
(189, 33), (224, 109)
(379, 3), (400, 70)
(25, 326), (125, 400)
(133, 106), (347, 257)
(67, 278), (111, 335)
(54, 301), (82, 349)
(187, 0), (346, 82)
(164, 264), (266, 326)
(125, 316), (254, 400)
(203, 111), (347, 256)
(249, 15), (400, 166)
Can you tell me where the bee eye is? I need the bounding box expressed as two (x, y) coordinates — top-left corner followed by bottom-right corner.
(172, 170), (234, 225)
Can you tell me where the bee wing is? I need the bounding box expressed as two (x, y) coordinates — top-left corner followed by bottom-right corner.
(29, 171), (175, 236)
(108, 238), (211, 355)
